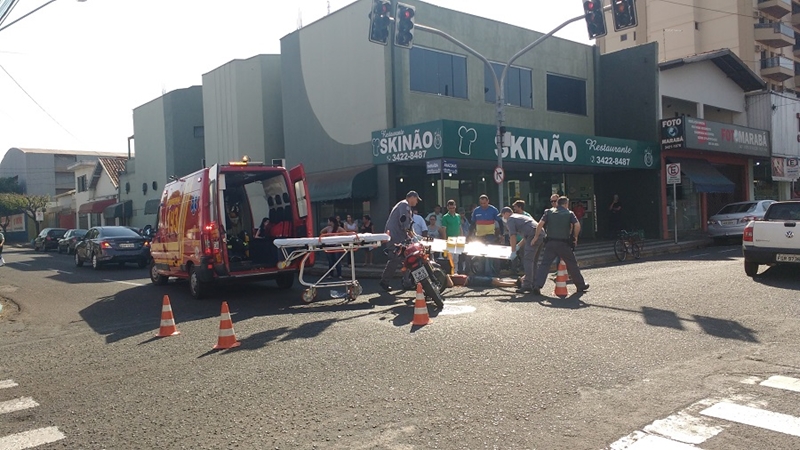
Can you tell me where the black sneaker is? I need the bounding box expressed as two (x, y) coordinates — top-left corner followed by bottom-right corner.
(577, 284), (590, 292)
(379, 281), (392, 292)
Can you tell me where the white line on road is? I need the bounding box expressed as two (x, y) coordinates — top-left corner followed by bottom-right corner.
(611, 432), (700, 450)
(760, 375), (800, 393)
(11, 262), (30, 267)
(690, 253), (710, 257)
(0, 380), (18, 390)
(718, 248), (739, 253)
(0, 397), (38, 415)
(701, 401), (800, 437)
(102, 279), (145, 286)
(49, 269), (72, 275)
(0, 426), (65, 449)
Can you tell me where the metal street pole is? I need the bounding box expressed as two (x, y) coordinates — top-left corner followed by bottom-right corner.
(0, 0), (86, 34)
(417, 12), (586, 207)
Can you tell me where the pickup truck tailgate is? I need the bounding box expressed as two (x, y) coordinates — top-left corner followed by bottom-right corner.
(753, 221), (800, 250)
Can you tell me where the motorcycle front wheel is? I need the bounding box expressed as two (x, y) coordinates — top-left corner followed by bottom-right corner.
(421, 278), (444, 309)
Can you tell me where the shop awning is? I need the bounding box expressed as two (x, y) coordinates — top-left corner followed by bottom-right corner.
(669, 158), (735, 193)
(144, 199), (161, 215)
(78, 198), (117, 215)
(306, 165), (377, 202)
(103, 200), (133, 220)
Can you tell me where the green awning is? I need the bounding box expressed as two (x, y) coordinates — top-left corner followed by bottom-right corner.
(306, 165), (377, 202)
(103, 200), (133, 220)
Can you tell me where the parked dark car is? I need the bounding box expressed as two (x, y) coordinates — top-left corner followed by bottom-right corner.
(57, 229), (87, 254)
(74, 226), (151, 269)
(33, 228), (68, 252)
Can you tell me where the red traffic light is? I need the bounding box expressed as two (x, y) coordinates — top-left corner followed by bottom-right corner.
(585, 1), (596, 10)
(401, 9), (414, 19)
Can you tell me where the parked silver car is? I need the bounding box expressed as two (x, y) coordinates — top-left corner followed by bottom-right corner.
(707, 200), (775, 240)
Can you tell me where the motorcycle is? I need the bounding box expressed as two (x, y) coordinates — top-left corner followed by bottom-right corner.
(394, 236), (447, 309)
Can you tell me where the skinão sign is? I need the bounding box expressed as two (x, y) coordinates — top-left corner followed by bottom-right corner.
(372, 120), (659, 169)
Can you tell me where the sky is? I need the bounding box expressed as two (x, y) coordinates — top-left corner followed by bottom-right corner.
(0, 0), (591, 164)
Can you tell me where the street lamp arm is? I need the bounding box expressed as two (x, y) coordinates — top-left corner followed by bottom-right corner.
(0, 0), (84, 34)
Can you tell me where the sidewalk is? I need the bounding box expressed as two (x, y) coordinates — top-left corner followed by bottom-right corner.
(306, 237), (715, 279)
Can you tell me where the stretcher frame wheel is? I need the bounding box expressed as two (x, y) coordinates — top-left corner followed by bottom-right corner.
(302, 288), (317, 303)
(347, 282), (363, 300)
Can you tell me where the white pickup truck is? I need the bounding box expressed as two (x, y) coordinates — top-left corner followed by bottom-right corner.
(742, 200), (800, 277)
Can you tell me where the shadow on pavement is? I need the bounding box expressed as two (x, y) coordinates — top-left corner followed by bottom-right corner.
(750, 265), (800, 290)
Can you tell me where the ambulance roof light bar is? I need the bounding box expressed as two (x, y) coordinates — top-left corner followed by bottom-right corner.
(228, 155), (264, 166)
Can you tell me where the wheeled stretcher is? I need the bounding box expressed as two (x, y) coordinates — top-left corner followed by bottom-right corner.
(422, 236), (514, 260)
(274, 233), (389, 303)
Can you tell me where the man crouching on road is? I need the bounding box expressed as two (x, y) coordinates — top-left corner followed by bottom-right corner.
(499, 206), (539, 293)
(530, 196), (589, 295)
(380, 190), (421, 292)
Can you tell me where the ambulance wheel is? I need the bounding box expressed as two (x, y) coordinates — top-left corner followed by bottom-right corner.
(150, 260), (168, 286)
(347, 282), (362, 300)
(302, 288), (316, 303)
(189, 266), (206, 299)
(276, 273), (294, 289)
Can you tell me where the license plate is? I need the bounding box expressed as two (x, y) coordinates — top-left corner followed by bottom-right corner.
(411, 266), (429, 282)
(721, 220), (737, 226)
(119, 243), (135, 249)
(776, 254), (800, 263)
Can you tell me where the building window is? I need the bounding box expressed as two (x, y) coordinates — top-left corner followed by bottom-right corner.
(621, 34), (628, 42)
(77, 175), (87, 192)
(484, 62), (533, 108)
(546, 74), (587, 115)
(193, 126), (204, 138)
(410, 46), (468, 99)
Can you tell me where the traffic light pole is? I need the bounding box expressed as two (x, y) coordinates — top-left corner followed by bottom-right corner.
(416, 12), (587, 208)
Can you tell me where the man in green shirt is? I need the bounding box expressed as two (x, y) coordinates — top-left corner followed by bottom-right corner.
(440, 199), (462, 273)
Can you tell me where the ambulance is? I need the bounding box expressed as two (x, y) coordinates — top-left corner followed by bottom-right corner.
(149, 157), (314, 298)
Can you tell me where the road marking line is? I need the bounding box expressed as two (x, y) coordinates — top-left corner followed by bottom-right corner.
(691, 253), (710, 257)
(0, 426), (65, 449)
(760, 375), (800, 393)
(0, 380), (18, 389)
(49, 269), (73, 275)
(102, 279), (144, 286)
(12, 262), (30, 267)
(0, 397), (38, 415)
(718, 248), (739, 253)
(611, 432), (700, 450)
(643, 409), (724, 444)
(701, 401), (800, 437)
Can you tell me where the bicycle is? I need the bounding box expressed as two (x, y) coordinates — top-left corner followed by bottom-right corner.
(614, 230), (642, 262)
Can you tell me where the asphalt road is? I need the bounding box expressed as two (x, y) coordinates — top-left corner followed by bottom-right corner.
(1, 244), (799, 449)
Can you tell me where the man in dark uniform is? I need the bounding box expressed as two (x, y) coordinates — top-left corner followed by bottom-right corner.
(499, 207), (539, 294)
(380, 191), (421, 292)
(530, 196), (589, 295)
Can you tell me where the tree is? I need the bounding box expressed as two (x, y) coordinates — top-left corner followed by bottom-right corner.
(0, 176), (23, 194)
(0, 193), (23, 234)
(0, 193), (49, 236)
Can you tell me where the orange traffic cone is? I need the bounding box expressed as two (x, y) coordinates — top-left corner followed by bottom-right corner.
(213, 301), (241, 349)
(411, 283), (432, 326)
(156, 295), (180, 337)
(553, 260), (569, 298)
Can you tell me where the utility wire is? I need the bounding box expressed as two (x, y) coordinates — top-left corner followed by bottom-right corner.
(656, 0), (799, 26)
(0, 63), (80, 142)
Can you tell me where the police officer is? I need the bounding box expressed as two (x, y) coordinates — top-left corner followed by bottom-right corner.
(530, 196), (589, 295)
(380, 191), (421, 292)
(499, 207), (539, 293)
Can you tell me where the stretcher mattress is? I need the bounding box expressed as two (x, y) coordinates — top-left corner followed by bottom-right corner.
(424, 238), (513, 260)
(274, 233), (389, 248)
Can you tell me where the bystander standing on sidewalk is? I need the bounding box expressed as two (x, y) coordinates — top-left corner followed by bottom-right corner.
(425, 205), (443, 226)
(441, 200), (462, 273)
(412, 208), (427, 238)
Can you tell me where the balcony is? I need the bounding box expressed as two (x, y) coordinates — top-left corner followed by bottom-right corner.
(755, 22), (795, 48)
(759, 0), (791, 18)
(793, 4), (800, 28)
(761, 56), (794, 82)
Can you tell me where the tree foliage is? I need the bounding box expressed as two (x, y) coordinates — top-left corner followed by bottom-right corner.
(0, 193), (49, 235)
(0, 177), (23, 194)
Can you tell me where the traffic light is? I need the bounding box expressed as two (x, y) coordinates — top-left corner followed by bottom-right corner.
(395, 2), (416, 49)
(368, 0), (391, 45)
(611, 0), (638, 32)
(583, 0), (607, 39)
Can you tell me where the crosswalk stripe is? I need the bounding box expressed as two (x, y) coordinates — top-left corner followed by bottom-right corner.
(701, 401), (800, 437)
(0, 398), (38, 415)
(0, 426), (65, 449)
(0, 380), (18, 390)
(760, 375), (800, 393)
(619, 433), (700, 450)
